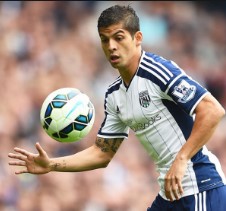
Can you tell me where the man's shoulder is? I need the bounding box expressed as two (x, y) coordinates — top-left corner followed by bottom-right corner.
(142, 50), (182, 74)
(143, 51), (170, 64)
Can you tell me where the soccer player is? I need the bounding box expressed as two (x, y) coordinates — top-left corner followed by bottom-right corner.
(8, 5), (226, 211)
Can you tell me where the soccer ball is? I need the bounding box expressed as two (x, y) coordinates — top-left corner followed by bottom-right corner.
(40, 88), (95, 143)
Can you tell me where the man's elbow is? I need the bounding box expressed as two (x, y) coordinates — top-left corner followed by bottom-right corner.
(215, 103), (225, 119)
(210, 101), (225, 123)
(102, 160), (111, 168)
(195, 94), (225, 126)
(220, 106), (225, 118)
(99, 159), (111, 168)
(98, 155), (113, 168)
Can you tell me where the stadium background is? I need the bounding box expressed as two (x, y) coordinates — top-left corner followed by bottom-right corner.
(1, 1), (226, 211)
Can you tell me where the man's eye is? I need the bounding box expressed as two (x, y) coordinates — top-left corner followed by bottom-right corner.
(116, 37), (123, 41)
(101, 39), (108, 43)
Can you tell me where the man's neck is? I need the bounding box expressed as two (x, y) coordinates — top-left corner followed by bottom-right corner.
(119, 50), (142, 86)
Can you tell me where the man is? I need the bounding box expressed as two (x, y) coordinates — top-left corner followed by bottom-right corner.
(8, 5), (226, 211)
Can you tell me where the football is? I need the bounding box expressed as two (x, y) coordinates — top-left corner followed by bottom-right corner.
(40, 88), (95, 143)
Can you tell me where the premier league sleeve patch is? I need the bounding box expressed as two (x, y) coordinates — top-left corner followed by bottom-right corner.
(172, 79), (196, 103)
(167, 75), (208, 114)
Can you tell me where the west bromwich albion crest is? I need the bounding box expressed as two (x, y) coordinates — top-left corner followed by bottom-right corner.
(139, 90), (151, 108)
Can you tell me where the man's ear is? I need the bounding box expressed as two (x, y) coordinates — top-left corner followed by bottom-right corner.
(135, 31), (143, 46)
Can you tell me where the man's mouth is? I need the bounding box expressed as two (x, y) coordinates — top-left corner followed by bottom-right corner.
(110, 55), (120, 63)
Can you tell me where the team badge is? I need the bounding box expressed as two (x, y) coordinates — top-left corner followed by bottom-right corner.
(139, 90), (151, 108)
(172, 79), (196, 103)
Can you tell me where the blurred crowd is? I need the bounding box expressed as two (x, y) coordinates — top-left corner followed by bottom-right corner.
(0, 1), (226, 211)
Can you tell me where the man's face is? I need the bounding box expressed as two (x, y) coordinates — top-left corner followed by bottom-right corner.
(98, 23), (140, 69)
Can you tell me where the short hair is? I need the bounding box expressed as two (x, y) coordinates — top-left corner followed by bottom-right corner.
(97, 5), (140, 36)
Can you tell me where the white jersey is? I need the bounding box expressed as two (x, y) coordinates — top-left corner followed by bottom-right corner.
(97, 50), (226, 199)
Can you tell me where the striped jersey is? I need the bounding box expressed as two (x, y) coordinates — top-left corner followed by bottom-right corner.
(97, 50), (226, 199)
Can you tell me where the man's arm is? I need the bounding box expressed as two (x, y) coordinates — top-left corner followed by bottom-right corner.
(8, 137), (124, 174)
(164, 93), (225, 201)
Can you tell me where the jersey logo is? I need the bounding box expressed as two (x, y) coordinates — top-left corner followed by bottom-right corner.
(172, 79), (196, 103)
(139, 90), (151, 108)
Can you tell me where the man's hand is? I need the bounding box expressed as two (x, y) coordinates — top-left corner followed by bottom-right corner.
(164, 157), (188, 201)
(8, 142), (51, 174)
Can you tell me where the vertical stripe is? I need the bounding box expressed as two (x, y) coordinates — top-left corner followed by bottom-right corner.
(203, 191), (207, 211)
(195, 193), (198, 211)
(199, 193), (202, 211)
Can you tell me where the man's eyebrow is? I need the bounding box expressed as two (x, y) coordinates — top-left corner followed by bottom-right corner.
(113, 29), (125, 35)
(99, 29), (125, 37)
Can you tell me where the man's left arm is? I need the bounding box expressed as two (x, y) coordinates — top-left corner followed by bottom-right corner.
(164, 93), (225, 201)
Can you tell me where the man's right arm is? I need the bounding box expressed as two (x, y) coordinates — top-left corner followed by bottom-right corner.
(8, 137), (124, 174)
(50, 137), (124, 172)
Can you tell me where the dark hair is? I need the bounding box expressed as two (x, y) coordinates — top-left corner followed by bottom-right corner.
(97, 5), (140, 36)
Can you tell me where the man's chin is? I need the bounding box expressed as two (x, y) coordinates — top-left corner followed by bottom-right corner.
(110, 62), (119, 68)
(110, 61), (122, 69)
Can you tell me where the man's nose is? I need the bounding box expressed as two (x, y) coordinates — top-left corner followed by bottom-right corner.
(108, 39), (117, 51)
